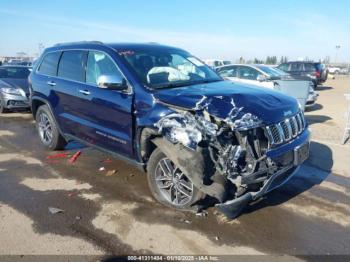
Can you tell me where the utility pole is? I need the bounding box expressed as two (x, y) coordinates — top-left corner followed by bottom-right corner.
(38, 43), (45, 55)
(335, 45), (341, 64)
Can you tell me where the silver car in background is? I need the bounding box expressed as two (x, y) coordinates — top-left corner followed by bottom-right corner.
(0, 66), (31, 113)
(216, 64), (316, 110)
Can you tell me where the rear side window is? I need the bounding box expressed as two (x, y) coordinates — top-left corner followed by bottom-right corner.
(290, 63), (303, 71)
(38, 52), (61, 76)
(58, 51), (87, 82)
(304, 63), (316, 72)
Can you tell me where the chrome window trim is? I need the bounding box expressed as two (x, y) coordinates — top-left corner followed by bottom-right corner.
(35, 48), (133, 95)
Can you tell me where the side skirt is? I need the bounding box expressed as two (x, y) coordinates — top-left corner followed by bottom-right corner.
(64, 134), (146, 172)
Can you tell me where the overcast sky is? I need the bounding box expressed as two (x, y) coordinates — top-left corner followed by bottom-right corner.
(0, 0), (349, 62)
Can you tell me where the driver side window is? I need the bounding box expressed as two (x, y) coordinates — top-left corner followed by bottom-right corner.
(86, 51), (123, 85)
(217, 66), (238, 77)
(238, 66), (260, 80)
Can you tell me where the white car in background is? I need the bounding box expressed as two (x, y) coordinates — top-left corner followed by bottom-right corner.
(328, 66), (341, 74)
(204, 59), (231, 68)
(216, 64), (316, 110)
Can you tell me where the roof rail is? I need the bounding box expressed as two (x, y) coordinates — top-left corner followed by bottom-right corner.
(54, 41), (104, 47)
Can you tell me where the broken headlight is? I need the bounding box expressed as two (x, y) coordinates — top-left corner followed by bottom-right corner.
(230, 113), (262, 131)
(155, 113), (204, 150)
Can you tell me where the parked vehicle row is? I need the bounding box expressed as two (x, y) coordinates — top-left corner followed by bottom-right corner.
(0, 65), (31, 113)
(215, 64), (313, 110)
(26, 41), (310, 218)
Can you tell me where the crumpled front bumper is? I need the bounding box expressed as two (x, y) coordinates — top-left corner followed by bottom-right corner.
(216, 129), (310, 219)
(0, 92), (30, 109)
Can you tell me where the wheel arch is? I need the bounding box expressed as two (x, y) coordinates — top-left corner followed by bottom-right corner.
(136, 127), (160, 166)
(31, 96), (65, 138)
(31, 97), (51, 120)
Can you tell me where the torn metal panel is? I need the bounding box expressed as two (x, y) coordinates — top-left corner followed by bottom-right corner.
(155, 112), (218, 150)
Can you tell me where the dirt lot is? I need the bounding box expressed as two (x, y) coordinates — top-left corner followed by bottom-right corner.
(0, 77), (349, 260)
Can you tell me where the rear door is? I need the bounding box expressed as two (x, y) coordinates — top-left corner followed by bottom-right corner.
(31, 51), (62, 114)
(304, 63), (316, 76)
(289, 62), (304, 77)
(53, 50), (89, 136)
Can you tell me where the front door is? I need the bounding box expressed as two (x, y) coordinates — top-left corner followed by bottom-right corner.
(79, 50), (134, 157)
(54, 50), (133, 157)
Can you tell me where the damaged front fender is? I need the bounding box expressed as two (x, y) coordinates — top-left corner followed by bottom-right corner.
(152, 137), (227, 202)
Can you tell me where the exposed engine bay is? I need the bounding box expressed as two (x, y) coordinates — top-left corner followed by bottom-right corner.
(154, 96), (305, 218)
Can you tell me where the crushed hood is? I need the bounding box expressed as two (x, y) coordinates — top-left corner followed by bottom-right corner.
(0, 78), (29, 93)
(154, 80), (299, 125)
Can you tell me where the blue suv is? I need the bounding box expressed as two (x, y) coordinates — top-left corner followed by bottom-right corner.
(29, 42), (310, 218)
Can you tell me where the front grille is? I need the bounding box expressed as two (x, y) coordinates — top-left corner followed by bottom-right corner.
(265, 111), (306, 146)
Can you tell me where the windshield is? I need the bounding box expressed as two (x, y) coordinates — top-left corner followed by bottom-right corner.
(118, 48), (222, 89)
(256, 65), (288, 77)
(0, 67), (31, 79)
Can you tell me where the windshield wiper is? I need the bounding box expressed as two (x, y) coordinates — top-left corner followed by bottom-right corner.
(153, 79), (223, 89)
(153, 82), (193, 89)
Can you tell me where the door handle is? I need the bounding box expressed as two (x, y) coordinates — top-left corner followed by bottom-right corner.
(78, 89), (91, 95)
(47, 81), (56, 86)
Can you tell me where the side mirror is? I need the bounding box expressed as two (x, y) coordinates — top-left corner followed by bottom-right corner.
(97, 75), (128, 91)
(257, 75), (267, 82)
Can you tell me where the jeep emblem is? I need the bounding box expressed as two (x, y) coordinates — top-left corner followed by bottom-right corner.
(284, 110), (293, 117)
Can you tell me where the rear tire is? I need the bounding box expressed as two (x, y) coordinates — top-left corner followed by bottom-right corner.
(147, 147), (203, 210)
(35, 105), (67, 150)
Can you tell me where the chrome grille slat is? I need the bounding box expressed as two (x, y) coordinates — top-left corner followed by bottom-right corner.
(265, 126), (275, 144)
(283, 119), (293, 141)
(271, 125), (282, 144)
(300, 113), (305, 129)
(276, 123), (286, 142)
(290, 117), (298, 137)
(295, 114), (303, 133)
(266, 112), (306, 147)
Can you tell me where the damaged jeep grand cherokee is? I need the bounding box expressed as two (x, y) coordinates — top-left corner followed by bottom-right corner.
(29, 42), (310, 218)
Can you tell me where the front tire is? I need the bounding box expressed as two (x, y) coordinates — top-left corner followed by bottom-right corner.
(35, 105), (67, 150)
(147, 147), (203, 210)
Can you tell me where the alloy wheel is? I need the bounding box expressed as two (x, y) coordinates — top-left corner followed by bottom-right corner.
(38, 112), (53, 144)
(155, 157), (194, 207)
